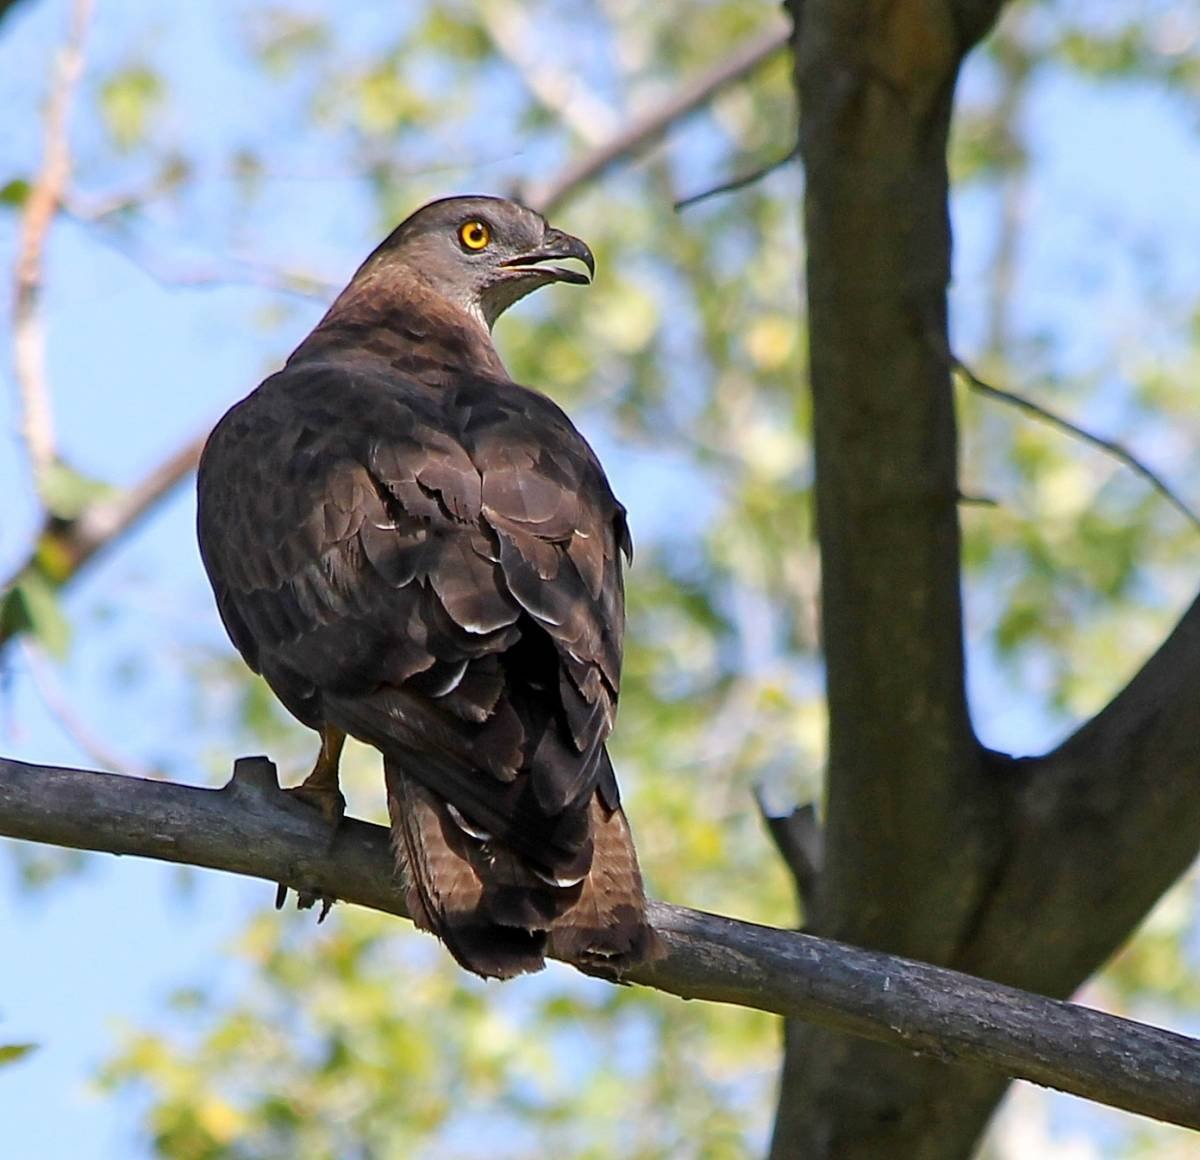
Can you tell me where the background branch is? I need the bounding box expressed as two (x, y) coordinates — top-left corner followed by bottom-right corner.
(0, 432), (208, 648)
(480, 0), (618, 145)
(754, 789), (822, 909)
(523, 23), (790, 215)
(0, 754), (1198, 1130)
(19, 641), (158, 778)
(10, 0), (93, 495)
(674, 143), (799, 211)
(954, 356), (1200, 533)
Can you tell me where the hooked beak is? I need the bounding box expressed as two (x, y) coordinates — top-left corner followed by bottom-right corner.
(500, 227), (595, 285)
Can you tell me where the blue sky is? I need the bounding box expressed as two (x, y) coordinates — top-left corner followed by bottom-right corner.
(3, 2), (1200, 1157)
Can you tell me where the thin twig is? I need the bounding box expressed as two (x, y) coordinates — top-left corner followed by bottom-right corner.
(11, 0), (95, 495)
(953, 356), (1200, 534)
(2, 754), (1200, 1130)
(675, 143), (800, 211)
(19, 641), (157, 779)
(479, 0), (618, 146)
(61, 207), (337, 301)
(524, 23), (791, 215)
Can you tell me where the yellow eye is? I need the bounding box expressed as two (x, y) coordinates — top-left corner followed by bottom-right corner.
(458, 220), (491, 251)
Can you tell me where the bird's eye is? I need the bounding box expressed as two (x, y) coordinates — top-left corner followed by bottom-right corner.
(458, 220), (491, 251)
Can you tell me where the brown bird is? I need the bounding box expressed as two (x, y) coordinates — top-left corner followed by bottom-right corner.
(196, 195), (659, 978)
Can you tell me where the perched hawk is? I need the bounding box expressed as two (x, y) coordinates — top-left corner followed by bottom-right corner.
(197, 196), (658, 978)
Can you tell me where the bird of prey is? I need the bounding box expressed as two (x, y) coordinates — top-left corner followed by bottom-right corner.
(197, 195), (659, 979)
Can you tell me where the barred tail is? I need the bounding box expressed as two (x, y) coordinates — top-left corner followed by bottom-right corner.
(547, 796), (662, 974)
(385, 760), (660, 980)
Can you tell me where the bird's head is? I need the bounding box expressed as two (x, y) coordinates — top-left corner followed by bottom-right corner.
(362, 195), (595, 330)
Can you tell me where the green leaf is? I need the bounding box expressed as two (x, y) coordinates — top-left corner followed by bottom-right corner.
(1, 573), (71, 657)
(0, 585), (33, 641)
(0, 1043), (38, 1068)
(0, 178), (31, 208)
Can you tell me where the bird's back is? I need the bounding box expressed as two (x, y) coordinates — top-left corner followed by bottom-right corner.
(197, 195), (659, 977)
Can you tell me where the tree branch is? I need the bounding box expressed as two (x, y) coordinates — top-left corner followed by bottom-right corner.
(674, 143), (800, 212)
(0, 432), (208, 647)
(523, 23), (791, 216)
(479, 0), (619, 146)
(953, 356), (1200, 533)
(955, 588), (1200, 997)
(10, 0), (94, 495)
(755, 789), (823, 909)
(0, 754), (1198, 1130)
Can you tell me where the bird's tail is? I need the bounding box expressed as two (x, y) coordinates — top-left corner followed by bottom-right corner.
(384, 760), (660, 979)
(546, 798), (662, 975)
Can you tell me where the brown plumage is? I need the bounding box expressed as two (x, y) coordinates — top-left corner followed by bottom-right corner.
(196, 195), (659, 978)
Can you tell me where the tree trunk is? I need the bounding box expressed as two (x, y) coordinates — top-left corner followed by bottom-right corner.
(771, 1), (1200, 1155)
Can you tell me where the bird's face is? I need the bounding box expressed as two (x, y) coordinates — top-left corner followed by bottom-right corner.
(374, 196), (595, 329)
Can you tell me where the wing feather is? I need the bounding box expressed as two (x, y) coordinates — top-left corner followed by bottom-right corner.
(197, 359), (627, 875)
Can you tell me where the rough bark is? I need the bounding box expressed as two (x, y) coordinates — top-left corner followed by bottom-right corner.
(2, 755), (1200, 1130)
(772, 1), (1200, 1156)
(775, 3), (1002, 1155)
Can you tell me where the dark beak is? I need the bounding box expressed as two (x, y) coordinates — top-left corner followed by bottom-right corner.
(500, 227), (595, 285)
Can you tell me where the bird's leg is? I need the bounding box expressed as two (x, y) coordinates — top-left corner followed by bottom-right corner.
(275, 726), (346, 919)
(287, 725), (347, 835)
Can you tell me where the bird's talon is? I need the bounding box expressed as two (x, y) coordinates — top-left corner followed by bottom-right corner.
(289, 885), (338, 920)
(284, 785), (346, 850)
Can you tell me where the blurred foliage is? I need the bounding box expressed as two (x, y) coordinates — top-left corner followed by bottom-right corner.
(101, 906), (775, 1160)
(0, 1042), (37, 1068)
(4, 0), (1200, 1156)
(99, 63), (165, 152)
(1, 570), (70, 657)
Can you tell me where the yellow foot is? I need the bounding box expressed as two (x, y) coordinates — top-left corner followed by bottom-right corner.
(285, 783), (346, 838)
(274, 725), (346, 920)
(275, 783), (344, 921)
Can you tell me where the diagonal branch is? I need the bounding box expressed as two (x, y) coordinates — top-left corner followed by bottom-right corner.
(1, 432), (206, 647)
(479, 0), (618, 146)
(11, 0), (94, 495)
(953, 356), (1200, 533)
(19, 641), (157, 778)
(46, 431), (207, 575)
(523, 23), (791, 215)
(674, 143), (800, 211)
(955, 586), (1200, 998)
(0, 753), (1198, 1130)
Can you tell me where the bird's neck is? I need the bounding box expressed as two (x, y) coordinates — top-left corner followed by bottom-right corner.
(288, 271), (510, 385)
